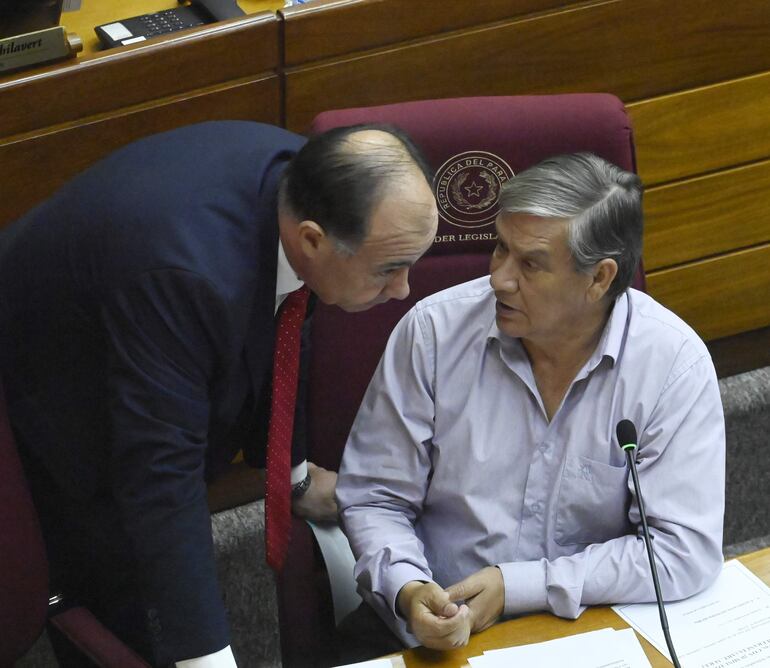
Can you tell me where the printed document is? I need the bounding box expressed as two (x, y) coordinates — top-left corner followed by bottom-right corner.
(613, 560), (770, 667)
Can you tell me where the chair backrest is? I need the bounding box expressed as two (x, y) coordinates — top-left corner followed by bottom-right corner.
(306, 94), (642, 471)
(0, 380), (49, 665)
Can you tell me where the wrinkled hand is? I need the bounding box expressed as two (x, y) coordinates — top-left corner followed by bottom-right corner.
(291, 462), (338, 521)
(397, 581), (472, 650)
(445, 566), (504, 634)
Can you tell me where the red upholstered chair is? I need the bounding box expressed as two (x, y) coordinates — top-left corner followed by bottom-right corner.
(0, 380), (150, 667)
(277, 94), (645, 667)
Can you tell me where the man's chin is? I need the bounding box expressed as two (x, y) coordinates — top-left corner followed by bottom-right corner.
(495, 315), (524, 338)
(341, 297), (388, 313)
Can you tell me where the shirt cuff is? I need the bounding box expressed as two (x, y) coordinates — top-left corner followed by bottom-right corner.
(381, 562), (435, 618)
(498, 560), (548, 616)
(290, 460), (308, 486)
(175, 645), (236, 667)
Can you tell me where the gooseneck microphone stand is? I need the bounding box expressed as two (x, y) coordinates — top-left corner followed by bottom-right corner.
(617, 419), (681, 668)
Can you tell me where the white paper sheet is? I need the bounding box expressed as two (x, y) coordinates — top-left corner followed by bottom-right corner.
(332, 658), (403, 668)
(468, 627), (651, 668)
(613, 560), (770, 667)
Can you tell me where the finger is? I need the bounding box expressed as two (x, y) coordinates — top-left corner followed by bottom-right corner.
(417, 605), (470, 649)
(445, 572), (484, 603)
(465, 587), (501, 633)
(441, 601), (459, 617)
(430, 604), (470, 639)
(440, 604), (471, 647)
(423, 585), (454, 617)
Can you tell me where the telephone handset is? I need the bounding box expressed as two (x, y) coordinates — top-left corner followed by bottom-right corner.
(95, 0), (244, 49)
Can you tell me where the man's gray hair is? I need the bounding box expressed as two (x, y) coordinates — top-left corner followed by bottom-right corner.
(498, 153), (643, 301)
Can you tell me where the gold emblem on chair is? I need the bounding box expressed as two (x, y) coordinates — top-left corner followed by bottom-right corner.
(434, 151), (514, 229)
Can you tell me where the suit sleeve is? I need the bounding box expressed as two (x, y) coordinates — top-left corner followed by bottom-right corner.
(100, 269), (233, 665)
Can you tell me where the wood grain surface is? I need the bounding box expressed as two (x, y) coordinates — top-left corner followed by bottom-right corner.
(646, 244), (770, 341)
(398, 547), (770, 668)
(281, 0), (569, 66)
(644, 159), (770, 271)
(284, 0), (770, 133)
(0, 13), (279, 138)
(0, 75), (280, 225)
(629, 71), (770, 187)
(60, 0), (282, 55)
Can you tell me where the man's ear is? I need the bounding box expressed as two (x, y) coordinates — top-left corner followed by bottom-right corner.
(587, 258), (618, 303)
(296, 220), (328, 258)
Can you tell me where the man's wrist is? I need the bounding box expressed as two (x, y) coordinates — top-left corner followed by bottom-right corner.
(397, 581), (424, 618)
(291, 471), (312, 498)
(290, 460), (308, 485)
(383, 563), (435, 617)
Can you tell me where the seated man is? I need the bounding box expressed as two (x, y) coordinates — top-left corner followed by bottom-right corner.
(335, 153), (725, 655)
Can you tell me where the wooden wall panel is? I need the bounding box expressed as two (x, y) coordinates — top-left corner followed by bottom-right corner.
(644, 160), (770, 271)
(0, 13), (279, 137)
(629, 72), (770, 186)
(281, 0), (568, 66)
(1, 0), (767, 353)
(646, 245), (770, 341)
(284, 0), (770, 133)
(0, 76), (280, 227)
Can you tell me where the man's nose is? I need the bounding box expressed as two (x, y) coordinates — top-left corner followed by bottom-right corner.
(385, 267), (410, 301)
(489, 262), (519, 292)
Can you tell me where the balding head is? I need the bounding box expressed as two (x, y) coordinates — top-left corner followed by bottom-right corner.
(280, 124), (433, 250)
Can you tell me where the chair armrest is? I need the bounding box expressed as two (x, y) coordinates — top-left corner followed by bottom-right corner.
(49, 607), (150, 667)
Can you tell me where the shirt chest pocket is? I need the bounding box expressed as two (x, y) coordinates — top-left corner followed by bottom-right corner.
(554, 455), (632, 546)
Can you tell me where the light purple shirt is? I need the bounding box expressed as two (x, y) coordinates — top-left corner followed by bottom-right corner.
(336, 276), (725, 645)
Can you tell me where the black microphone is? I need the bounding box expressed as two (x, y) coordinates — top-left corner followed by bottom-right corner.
(616, 419), (681, 668)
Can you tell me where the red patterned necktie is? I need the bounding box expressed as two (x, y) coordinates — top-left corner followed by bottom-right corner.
(265, 285), (309, 572)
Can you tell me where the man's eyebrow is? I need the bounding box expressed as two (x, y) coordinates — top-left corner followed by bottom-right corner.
(520, 249), (550, 262)
(502, 237), (551, 261)
(376, 260), (414, 272)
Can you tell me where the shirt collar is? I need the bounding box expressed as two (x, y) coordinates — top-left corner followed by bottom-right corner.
(486, 290), (630, 372)
(594, 290), (628, 367)
(275, 238), (304, 304)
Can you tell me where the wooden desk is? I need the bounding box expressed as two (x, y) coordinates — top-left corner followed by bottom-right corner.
(398, 547), (770, 668)
(0, 3), (284, 228)
(60, 0), (283, 56)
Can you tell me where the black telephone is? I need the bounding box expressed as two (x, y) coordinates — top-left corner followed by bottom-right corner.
(95, 0), (244, 49)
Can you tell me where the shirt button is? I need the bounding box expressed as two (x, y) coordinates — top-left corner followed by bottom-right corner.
(538, 442), (549, 454)
(531, 502), (542, 513)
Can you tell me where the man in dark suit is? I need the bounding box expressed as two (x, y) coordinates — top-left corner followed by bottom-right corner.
(0, 121), (438, 667)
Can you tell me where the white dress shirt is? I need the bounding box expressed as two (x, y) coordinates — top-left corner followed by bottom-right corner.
(337, 276), (725, 645)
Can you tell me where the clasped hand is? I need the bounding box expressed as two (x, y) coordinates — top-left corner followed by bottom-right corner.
(397, 566), (504, 650)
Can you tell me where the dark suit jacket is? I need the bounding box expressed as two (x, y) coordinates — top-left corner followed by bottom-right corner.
(0, 121), (307, 663)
